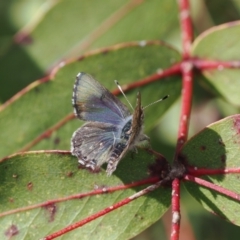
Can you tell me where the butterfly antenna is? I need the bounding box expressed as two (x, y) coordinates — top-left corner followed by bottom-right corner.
(143, 95), (169, 110)
(114, 80), (134, 111)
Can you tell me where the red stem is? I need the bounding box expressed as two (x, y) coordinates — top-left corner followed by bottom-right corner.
(192, 58), (240, 70)
(187, 167), (240, 176)
(112, 63), (181, 95)
(176, 61), (193, 154)
(171, 179), (181, 240)
(184, 175), (240, 201)
(171, 1), (193, 239)
(179, 0), (193, 59)
(0, 177), (159, 218)
(43, 180), (163, 240)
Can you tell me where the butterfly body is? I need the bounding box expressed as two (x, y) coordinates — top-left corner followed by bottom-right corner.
(71, 72), (148, 175)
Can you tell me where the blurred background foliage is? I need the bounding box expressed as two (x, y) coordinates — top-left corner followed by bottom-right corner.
(1, 0), (240, 239)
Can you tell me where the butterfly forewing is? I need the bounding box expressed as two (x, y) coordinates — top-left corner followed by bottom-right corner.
(72, 73), (131, 125)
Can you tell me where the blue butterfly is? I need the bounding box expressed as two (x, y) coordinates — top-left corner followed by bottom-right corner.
(71, 72), (149, 176)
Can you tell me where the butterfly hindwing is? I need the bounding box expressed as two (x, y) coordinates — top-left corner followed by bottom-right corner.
(71, 122), (120, 170)
(72, 72), (131, 125)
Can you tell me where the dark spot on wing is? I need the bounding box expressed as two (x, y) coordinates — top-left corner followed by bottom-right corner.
(101, 94), (106, 100)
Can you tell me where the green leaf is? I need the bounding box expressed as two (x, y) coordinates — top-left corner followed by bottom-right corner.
(0, 150), (171, 240)
(204, 1), (240, 25)
(0, 41), (181, 158)
(0, 0), (180, 101)
(192, 21), (240, 106)
(181, 114), (240, 226)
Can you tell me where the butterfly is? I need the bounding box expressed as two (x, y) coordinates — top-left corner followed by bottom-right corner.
(71, 72), (150, 176)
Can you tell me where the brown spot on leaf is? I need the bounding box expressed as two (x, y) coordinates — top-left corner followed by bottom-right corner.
(78, 56), (85, 61)
(147, 150), (169, 179)
(221, 155), (226, 163)
(134, 213), (144, 220)
(102, 49), (109, 55)
(44, 203), (57, 222)
(34, 87), (40, 93)
(200, 146), (206, 150)
(218, 138), (225, 147)
(5, 224), (19, 238)
(54, 137), (60, 145)
(66, 171), (73, 177)
(233, 116), (240, 134)
(27, 182), (33, 191)
(9, 198), (14, 203)
(14, 32), (33, 45)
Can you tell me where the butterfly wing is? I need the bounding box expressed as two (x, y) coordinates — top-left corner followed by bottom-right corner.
(71, 122), (121, 170)
(106, 92), (148, 175)
(72, 72), (131, 125)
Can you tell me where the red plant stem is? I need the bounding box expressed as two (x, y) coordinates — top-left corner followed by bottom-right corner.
(112, 63), (181, 95)
(43, 180), (163, 240)
(171, 179), (181, 240)
(171, 1), (193, 240)
(176, 0), (194, 156)
(171, 59), (193, 240)
(0, 177), (159, 218)
(176, 61), (193, 153)
(184, 175), (240, 201)
(192, 58), (240, 70)
(187, 167), (240, 176)
(179, 0), (193, 59)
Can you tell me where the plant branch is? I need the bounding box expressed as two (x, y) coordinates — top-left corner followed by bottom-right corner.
(0, 176), (159, 218)
(187, 167), (240, 176)
(42, 180), (164, 240)
(192, 58), (240, 70)
(179, 0), (193, 59)
(171, 1), (193, 239)
(112, 63), (182, 95)
(184, 174), (240, 202)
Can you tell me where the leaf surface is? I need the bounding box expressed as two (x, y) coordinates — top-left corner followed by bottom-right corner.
(182, 114), (240, 226)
